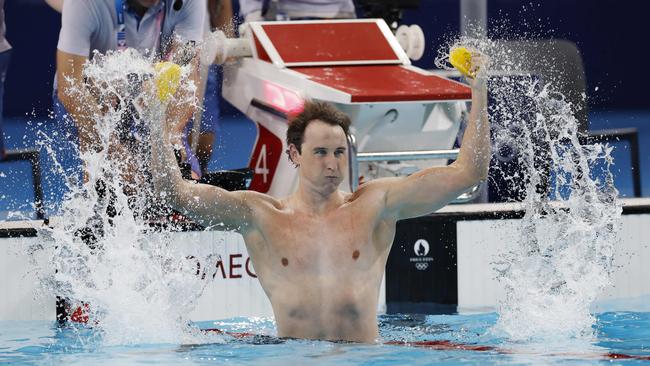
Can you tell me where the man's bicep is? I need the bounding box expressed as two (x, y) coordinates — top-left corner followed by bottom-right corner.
(383, 166), (470, 220)
(57, 51), (86, 78)
(171, 182), (255, 230)
(56, 51), (87, 101)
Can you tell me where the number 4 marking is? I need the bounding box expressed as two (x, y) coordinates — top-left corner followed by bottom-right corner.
(255, 144), (270, 183)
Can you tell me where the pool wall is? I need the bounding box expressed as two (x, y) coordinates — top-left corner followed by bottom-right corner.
(456, 201), (650, 313)
(383, 198), (650, 314)
(2, 199), (649, 321)
(0, 224), (386, 321)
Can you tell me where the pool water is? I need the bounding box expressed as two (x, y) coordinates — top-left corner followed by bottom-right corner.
(2, 312), (649, 365)
(0, 34), (639, 366)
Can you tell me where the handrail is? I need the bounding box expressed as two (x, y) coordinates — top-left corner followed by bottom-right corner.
(356, 149), (459, 162)
(1, 149), (46, 220)
(350, 146), (480, 203)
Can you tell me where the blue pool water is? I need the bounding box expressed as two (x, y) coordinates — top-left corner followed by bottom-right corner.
(1, 312), (649, 365)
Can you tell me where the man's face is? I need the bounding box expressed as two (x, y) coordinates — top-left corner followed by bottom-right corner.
(292, 120), (348, 193)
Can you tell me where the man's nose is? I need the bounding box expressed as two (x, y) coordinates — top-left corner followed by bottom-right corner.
(325, 156), (337, 171)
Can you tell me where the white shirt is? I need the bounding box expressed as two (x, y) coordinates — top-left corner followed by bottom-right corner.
(57, 0), (205, 59)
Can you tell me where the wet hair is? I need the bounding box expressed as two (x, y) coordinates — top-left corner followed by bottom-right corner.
(286, 101), (351, 163)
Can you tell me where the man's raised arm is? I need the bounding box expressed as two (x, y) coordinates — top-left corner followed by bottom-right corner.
(56, 50), (104, 154)
(150, 97), (255, 231)
(379, 75), (491, 221)
(165, 40), (202, 148)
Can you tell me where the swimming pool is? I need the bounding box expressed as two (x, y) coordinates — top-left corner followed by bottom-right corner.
(2, 13), (646, 365)
(2, 312), (649, 364)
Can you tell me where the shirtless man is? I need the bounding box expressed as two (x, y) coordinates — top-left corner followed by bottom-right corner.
(150, 72), (489, 343)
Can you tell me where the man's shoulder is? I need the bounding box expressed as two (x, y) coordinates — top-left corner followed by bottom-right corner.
(58, 0), (114, 58)
(241, 190), (284, 211)
(348, 178), (399, 201)
(60, 0), (113, 29)
(344, 179), (405, 221)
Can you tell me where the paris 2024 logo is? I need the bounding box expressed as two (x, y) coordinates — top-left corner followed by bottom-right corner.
(410, 239), (433, 271)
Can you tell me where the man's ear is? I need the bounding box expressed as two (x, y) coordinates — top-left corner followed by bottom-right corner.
(288, 144), (301, 167)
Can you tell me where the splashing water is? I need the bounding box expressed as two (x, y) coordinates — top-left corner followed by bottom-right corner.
(437, 37), (622, 341)
(25, 31), (622, 347)
(29, 49), (221, 345)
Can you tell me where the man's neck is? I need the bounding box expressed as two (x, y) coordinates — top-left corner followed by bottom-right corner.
(291, 183), (343, 216)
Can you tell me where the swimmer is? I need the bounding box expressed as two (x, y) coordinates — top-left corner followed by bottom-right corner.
(151, 56), (490, 343)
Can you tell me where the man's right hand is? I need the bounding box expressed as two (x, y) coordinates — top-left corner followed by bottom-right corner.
(466, 50), (490, 90)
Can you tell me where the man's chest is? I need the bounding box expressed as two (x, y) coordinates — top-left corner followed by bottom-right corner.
(254, 210), (382, 274)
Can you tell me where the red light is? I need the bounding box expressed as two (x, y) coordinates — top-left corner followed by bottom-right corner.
(263, 81), (304, 115)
